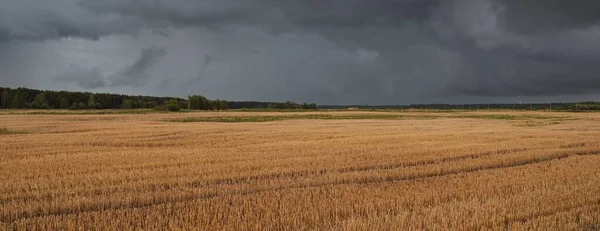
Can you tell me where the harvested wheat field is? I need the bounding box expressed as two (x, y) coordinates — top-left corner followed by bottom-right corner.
(1, 110), (600, 230)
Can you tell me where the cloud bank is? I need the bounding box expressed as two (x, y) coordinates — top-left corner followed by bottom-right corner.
(1, 0), (600, 104)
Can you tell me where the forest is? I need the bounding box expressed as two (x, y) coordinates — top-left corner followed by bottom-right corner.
(3, 86), (599, 111)
(0, 87), (317, 111)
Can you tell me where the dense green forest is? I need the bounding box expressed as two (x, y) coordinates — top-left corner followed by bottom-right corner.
(3, 86), (598, 111)
(0, 87), (317, 111)
(187, 95), (317, 110)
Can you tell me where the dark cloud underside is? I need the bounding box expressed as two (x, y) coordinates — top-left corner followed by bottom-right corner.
(1, 0), (600, 103)
(110, 46), (167, 87)
(54, 64), (106, 89)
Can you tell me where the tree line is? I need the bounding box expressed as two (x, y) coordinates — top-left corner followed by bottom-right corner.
(187, 95), (316, 110)
(187, 95), (228, 110)
(0, 87), (184, 110)
(225, 101), (316, 110)
(319, 102), (600, 111)
(0, 87), (318, 111)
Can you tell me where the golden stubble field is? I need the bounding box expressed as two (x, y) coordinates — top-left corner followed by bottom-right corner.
(1, 110), (600, 230)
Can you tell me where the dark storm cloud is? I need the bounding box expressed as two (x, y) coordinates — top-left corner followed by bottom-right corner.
(54, 64), (106, 89)
(0, 0), (143, 42)
(159, 78), (175, 88)
(52, 46), (167, 89)
(501, 1), (600, 34)
(2, 0), (600, 103)
(182, 54), (213, 86)
(266, 0), (439, 28)
(1, 0), (440, 41)
(110, 46), (167, 87)
(429, 0), (600, 97)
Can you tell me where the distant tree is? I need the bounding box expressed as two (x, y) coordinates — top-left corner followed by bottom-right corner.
(88, 95), (97, 109)
(165, 99), (180, 111)
(59, 97), (70, 109)
(301, 103), (317, 110)
(187, 96), (193, 109)
(219, 100), (228, 110)
(210, 100), (219, 110)
(178, 100), (187, 109)
(188, 95), (210, 110)
(11, 93), (22, 108)
(135, 100), (146, 109)
(78, 102), (87, 110)
(69, 102), (78, 110)
(121, 99), (133, 109)
(28, 92), (50, 109)
(146, 101), (157, 108)
(1, 91), (9, 108)
(33, 93), (48, 105)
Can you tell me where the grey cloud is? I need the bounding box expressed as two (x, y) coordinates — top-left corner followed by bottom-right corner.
(0, 0), (144, 42)
(2, 0), (600, 104)
(182, 54), (213, 86)
(428, 0), (600, 97)
(152, 28), (171, 37)
(501, 1), (600, 34)
(54, 64), (106, 89)
(110, 46), (167, 87)
(1, 0), (440, 42)
(267, 0), (439, 29)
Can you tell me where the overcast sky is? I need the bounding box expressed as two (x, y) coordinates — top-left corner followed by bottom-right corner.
(1, 0), (600, 104)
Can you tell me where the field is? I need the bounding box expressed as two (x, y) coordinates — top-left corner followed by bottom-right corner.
(1, 110), (600, 230)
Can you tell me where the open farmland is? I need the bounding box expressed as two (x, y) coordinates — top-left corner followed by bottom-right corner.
(1, 110), (600, 230)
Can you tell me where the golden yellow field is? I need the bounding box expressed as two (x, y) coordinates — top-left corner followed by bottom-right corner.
(1, 110), (600, 230)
